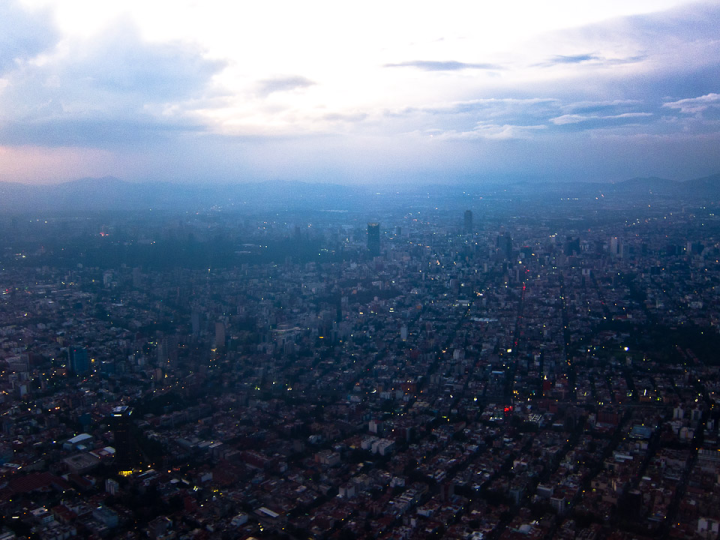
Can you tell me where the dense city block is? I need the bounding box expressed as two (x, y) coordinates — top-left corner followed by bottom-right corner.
(1, 187), (720, 540)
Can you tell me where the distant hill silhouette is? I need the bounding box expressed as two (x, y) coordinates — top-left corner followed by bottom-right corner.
(1, 172), (719, 213)
(0, 177), (362, 213)
(610, 176), (677, 191)
(604, 173), (720, 197)
(683, 172), (720, 195)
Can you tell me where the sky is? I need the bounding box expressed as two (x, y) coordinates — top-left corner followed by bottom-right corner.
(1, 0), (719, 185)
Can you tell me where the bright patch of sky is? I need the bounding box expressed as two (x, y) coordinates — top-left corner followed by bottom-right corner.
(1, 0), (719, 184)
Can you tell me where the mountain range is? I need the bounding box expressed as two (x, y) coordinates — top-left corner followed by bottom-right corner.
(0, 173), (719, 213)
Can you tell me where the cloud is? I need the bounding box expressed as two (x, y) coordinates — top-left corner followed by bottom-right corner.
(394, 97), (560, 118)
(662, 93), (720, 115)
(550, 115), (590, 125)
(0, 116), (204, 147)
(561, 100), (643, 113)
(536, 53), (645, 68)
(0, 19), (225, 148)
(62, 23), (225, 102)
(0, 1), (58, 74)
(434, 123), (547, 141)
(322, 112), (368, 123)
(384, 60), (502, 71)
(548, 54), (600, 64)
(550, 112), (653, 125)
(380, 97), (564, 143)
(256, 76), (315, 96)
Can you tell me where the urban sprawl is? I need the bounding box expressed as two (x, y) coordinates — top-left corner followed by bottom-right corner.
(1, 193), (719, 540)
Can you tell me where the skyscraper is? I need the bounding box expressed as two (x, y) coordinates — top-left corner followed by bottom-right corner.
(464, 210), (473, 234)
(191, 312), (201, 336)
(497, 233), (512, 259)
(157, 335), (178, 369)
(367, 222), (380, 257)
(111, 406), (142, 471)
(215, 322), (226, 348)
(69, 346), (90, 374)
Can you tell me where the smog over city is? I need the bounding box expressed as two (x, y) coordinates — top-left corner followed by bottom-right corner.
(1, 1), (720, 539)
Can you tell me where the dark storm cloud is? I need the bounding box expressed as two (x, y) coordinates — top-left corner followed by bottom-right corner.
(256, 76), (316, 96)
(384, 60), (502, 71)
(0, 1), (58, 73)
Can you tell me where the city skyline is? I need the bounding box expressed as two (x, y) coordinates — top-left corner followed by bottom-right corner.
(1, 0), (719, 185)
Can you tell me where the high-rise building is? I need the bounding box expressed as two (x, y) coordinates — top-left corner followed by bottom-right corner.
(132, 267), (143, 288)
(215, 322), (226, 349)
(497, 233), (512, 259)
(464, 210), (473, 234)
(111, 406), (142, 471)
(157, 335), (178, 369)
(367, 222), (380, 257)
(487, 370), (506, 402)
(564, 236), (580, 256)
(191, 312), (200, 336)
(69, 346), (90, 374)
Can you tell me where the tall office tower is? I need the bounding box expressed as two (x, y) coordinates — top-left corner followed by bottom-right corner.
(215, 322), (226, 349)
(191, 312), (200, 336)
(69, 346), (90, 374)
(157, 335), (178, 369)
(464, 210), (473, 234)
(487, 370), (507, 402)
(111, 406), (142, 471)
(132, 267), (143, 288)
(610, 236), (623, 258)
(497, 233), (512, 259)
(367, 222), (381, 257)
(564, 236), (580, 256)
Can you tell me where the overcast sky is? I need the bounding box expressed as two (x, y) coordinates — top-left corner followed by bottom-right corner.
(1, 0), (719, 185)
